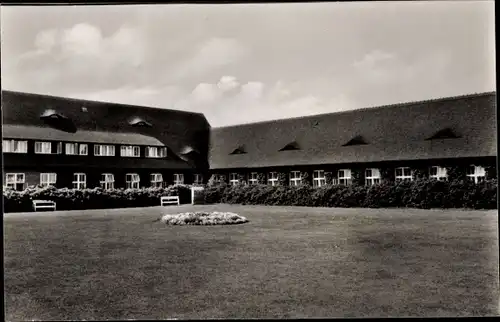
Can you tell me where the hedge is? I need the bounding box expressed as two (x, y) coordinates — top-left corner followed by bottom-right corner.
(3, 185), (192, 213)
(204, 179), (498, 210)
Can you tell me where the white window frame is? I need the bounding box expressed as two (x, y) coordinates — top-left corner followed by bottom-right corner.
(365, 168), (381, 186)
(173, 173), (184, 185)
(338, 169), (352, 186)
(94, 144), (115, 156)
(120, 145), (140, 157)
(100, 173), (115, 190)
(73, 173), (86, 190)
(289, 171), (302, 186)
(313, 170), (326, 187)
(145, 146), (167, 158)
(268, 172), (279, 186)
(66, 143), (89, 156)
(466, 165), (486, 184)
(429, 166), (448, 181)
(126, 173), (140, 189)
(395, 167), (413, 182)
(35, 141), (52, 154)
(40, 173), (57, 187)
(193, 174), (203, 185)
(150, 173), (163, 188)
(229, 173), (239, 186)
(5, 173), (25, 190)
(2, 140), (28, 153)
(249, 172), (259, 185)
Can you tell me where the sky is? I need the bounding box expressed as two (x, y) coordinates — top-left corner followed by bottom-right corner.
(1, 2), (496, 127)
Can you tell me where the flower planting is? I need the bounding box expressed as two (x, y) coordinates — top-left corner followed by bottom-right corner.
(160, 211), (249, 225)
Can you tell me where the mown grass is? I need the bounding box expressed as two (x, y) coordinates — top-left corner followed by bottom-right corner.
(4, 204), (499, 319)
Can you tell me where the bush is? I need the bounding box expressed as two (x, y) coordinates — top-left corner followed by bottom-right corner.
(202, 179), (497, 210)
(160, 211), (249, 225)
(3, 184), (192, 213)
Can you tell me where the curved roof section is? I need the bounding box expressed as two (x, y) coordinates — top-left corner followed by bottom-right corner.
(3, 125), (165, 146)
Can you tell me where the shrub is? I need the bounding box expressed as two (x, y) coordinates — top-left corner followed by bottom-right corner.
(160, 211), (249, 225)
(201, 179), (497, 210)
(3, 185), (192, 213)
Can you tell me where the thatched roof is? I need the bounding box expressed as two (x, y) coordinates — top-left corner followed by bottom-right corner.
(209, 92), (497, 169)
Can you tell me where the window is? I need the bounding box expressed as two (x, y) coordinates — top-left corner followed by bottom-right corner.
(94, 144), (115, 156)
(65, 143), (88, 155)
(35, 141), (52, 154)
(466, 165), (486, 184)
(79, 144), (88, 155)
(5, 173), (25, 191)
(173, 173), (184, 185)
(429, 166), (448, 181)
(100, 173), (115, 189)
(40, 173), (57, 187)
(120, 145), (140, 157)
(338, 169), (352, 186)
(365, 168), (381, 186)
(150, 173), (163, 188)
(313, 170), (326, 187)
(145, 146), (167, 158)
(193, 174), (203, 185)
(229, 173), (240, 186)
(268, 172), (279, 186)
(249, 172), (259, 185)
(2, 140), (28, 153)
(73, 173), (86, 189)
(395, 167), (413, 182)
(126, 173), (140, 189)
(289, 171), (302, 186)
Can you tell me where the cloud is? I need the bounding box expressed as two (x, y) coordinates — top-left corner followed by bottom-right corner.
(12, 23), (147, 93)
(170, 37), (247, 80)
(217, 75), (240, 92)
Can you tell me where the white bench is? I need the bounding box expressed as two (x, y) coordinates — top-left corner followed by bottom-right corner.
(32, 200), (56, 212)
(161, 196), (180, 206)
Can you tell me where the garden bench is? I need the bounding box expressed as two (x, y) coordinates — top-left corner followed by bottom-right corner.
(161, 196), (180, 206)
(32, 200), (56, 212)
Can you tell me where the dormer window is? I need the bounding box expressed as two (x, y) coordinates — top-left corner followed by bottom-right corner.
(343, 135), (368, 146)
(40, 109), (68, 120)
(230, 146), (246, 155)
(279, 141), (300, 151)
(426, 128), (460, 140)
(129, 117), (152, 127)
(181, 146), (199, 155)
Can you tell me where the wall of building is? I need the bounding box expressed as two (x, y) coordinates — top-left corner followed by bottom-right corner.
(208, 157), (497, 185)
(3, 168), (207, 190)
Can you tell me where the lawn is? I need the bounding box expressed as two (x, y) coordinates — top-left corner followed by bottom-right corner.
(4, 204), (499, 319)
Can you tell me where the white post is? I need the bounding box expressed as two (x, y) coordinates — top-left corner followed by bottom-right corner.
(191, 186), (205, 205)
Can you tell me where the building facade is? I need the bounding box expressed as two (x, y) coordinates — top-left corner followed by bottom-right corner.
(2, 91), (210, 190)
(208, 92), (497, 186)
(2, 90), (497, 191)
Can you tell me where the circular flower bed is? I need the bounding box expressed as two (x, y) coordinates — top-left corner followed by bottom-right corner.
(160, 211), (249, 226)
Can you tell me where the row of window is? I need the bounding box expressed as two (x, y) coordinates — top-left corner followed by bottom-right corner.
(2, 140), (168, 158)
(4, 173), (204, 191)
(223, 165), (487, 187)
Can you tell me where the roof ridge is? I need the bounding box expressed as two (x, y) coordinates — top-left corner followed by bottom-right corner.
(1, 89), (206, 117)
(212, 91), (496, 129)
